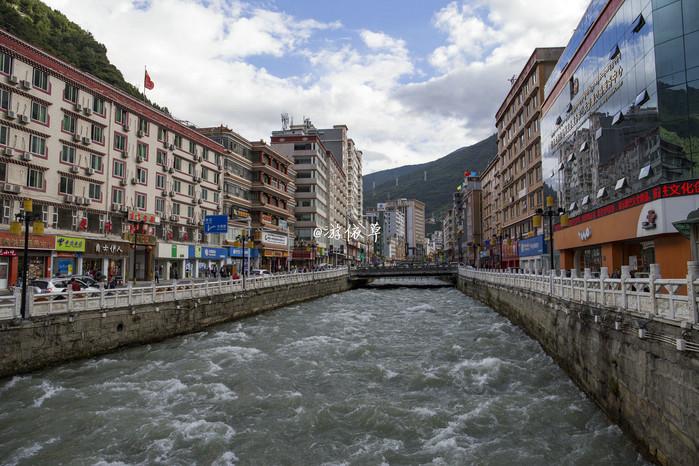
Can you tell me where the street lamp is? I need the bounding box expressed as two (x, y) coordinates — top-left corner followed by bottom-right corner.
(533, 195), (568, 272)
(11, 199), (43, 319)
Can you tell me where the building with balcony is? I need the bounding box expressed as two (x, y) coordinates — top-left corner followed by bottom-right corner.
(0, 29), (225, 287)
(480, 155), (502, 268)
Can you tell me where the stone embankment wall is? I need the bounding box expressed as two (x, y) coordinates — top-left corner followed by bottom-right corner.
(0, 276), (352, 378)
(457, 276), (698, 466)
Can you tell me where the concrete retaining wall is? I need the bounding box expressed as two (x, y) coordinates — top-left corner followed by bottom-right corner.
(0, 276), (352, 378)
(457, 276), (698, 466)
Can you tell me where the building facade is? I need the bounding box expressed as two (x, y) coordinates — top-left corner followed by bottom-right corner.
(495, 47), (564, 268)
(480, 155), (502, 267)
(542, 0), (699, 278)
(383, 198), (426, 259)
(0, 30), (227, 287)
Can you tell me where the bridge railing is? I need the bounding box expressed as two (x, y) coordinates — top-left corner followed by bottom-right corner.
(352, 264), (457, 274)
(0, 268), (348, 321)
(459, 266), (699, 327)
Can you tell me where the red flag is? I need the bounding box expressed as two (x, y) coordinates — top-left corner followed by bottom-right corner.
(144, 70), (155, 90)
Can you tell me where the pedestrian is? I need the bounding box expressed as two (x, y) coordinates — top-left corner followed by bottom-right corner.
(155, 265), (161, 284)
(172, 267), (179, 280)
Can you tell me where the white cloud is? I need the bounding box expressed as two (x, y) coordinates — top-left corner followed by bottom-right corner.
(42, 0), (588, 174)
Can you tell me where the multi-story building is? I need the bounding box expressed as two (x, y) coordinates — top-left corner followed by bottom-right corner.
(495, 48), (564, 250)
(197, 125), (257, 273)
(442, 209), (455, 262)
(543, 0), (699, 278)
(0, 29), (226, 288)
(460, 175), (482, 266)
(382, 205), (406, 261)
(480, 155), (501, 267)
(383, 198), (426, 259)
(271, 119), (343, 267)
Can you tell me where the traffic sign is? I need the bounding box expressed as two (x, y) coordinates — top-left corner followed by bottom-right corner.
(204, 215), (228, 233)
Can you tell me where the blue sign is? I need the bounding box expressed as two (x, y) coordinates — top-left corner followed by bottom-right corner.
(228, 247), (258, 258)
(188, 246), (228, 259)
(518, 235), (546, 257)
(204, 215), (228, 233)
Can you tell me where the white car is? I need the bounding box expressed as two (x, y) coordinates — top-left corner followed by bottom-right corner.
(250, 269), (271, 276)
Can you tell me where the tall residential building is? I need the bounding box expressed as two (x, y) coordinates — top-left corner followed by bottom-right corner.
(460, 175), (482, 266)
(480, 155), (501, 267)
(495, 47), (564, 245)
(543, 0), (699, 278)
(383, 198), (426, 258)
(0, 30), (226, 287)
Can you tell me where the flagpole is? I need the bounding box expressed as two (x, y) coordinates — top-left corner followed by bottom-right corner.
(143, 65), (147, 102)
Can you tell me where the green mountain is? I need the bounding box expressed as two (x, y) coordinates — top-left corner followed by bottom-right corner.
(363, 134), (497, 220)
(0, 0), (166, 112)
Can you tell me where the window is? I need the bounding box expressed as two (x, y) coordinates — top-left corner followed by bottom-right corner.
(156, 173), (166, 189)
(115, 107), (128, 125)
(203, 149), (209, 161)
(187, 183), (194, 196)
(91, 124), (104, 143)
(189, 141), (196, 154)
(201, 188), (208, 201)
(32, 68), (49, 91)
(157, 149), (167, 166)
(0, 51), (12, 75)
(294, 143), (312, 151)
(174, 134), (182, 148)
(213, 192), (219, 203)
(0, 125), (8, 146)
(155, 197), (165, 214)
(113, 160), (125, 178)
(172, 202), (180, 215)
(136, 193), (146, 210)
(173, 180), (181, 192)
(31, 101), (48, 124)
(88, 183), (101, 200)
(63, 84), (78, 103)
(62, 114), (76, 133)
(158, 126), (166, 141)
(0, 88), (9, 111)
(137, 142), (148, 160)
(114, 133), (127, 151)
(27, 169), (44, 189)
(112, 188), (124, 205)
(138, 117), (149, 134)
(92, 96), (105, 115)
(214, 172), (219, 184)
(187, 205), (194, 219)
(201, 167), (208, 181)
(61, 145), (76, 164)
(90, 154), (103, 172)
(173, 157), (182, 170)
(136, 167), (147, 184)
(187, 161), (193, 175)
(29, 135), (46, 156)
(59, 176), (74, 194)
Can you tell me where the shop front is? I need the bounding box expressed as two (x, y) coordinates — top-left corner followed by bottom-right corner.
(53, 235), (85, 277)
(554, 182), (699, 278)
(0, 232), (55, 289)
(83, 239), (129, 281)
(257, 231), (289, 272)
(188, 245), (228, 278)
(501, 239), (519, 270)
(227, 246), (258, 276)
(122, 232), (156, 281)
(156, 243), (189, 280)
(518, 235), (547, 274)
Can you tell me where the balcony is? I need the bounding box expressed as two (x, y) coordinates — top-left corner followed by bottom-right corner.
(252, 181), (293, 200)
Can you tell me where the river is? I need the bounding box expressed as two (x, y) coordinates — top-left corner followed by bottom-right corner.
(0, 287), (647, 465)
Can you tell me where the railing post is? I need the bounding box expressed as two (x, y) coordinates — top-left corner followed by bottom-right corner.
(68, 286), (74, 310)
(151, 282), (157, 303)
(649, 266), (658, 317)
(600, 267), (608, 307)
(13, 286), (21, 319)
(621, 266), (630, 311)
(27, 287), (34, 318)
(583, 268), (590, 303)
(687, 261), (699, 324)
(100, 283), (106, 309)
(127, 283), (133, 307)
(173, 280), (178, 302)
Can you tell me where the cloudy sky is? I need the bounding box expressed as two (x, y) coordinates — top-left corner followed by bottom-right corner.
(45, 0), (589, 173)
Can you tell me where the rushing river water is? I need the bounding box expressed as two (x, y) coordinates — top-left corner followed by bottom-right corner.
(0, 287), (647, 465)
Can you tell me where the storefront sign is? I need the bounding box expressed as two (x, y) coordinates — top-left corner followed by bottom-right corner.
(85, 239), (129, 257)
(122, 232), (157, 246)
(128, 211), (159, 225)
(578, 227), (592, 241)
(261, 232), (288, 247)
(55, 236), (85, 252)
(189, 246), (227, 259)
(228, 247), (258, 258)
(156, 243), (189, 259)
(230, 207), (250, 219)
(261, 213), (273, 224)
(0, 249), (16, 257)
(56, 258), (74, 275)
(0, 232), (55, 250)
(518, 235), (545, 257)
(263, 250), (287, 257)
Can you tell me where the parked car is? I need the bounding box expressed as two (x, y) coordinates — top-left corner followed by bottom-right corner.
(250, 269), (271, 276)
(30, 277), (100, 294)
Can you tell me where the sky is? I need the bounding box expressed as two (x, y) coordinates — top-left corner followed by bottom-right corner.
(45, 0), (590, 173)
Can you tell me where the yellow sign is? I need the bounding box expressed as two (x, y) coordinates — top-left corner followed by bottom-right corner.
(55, 236), (85, 252)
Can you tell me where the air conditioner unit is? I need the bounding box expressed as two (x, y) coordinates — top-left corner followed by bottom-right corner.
(162, 141), (169, 148)
(84, 107), (92, 116)
(119, 178), (128, 186)
(120, 151), (128, 159)
(4, 183), (20, 194)
(161, 190), (168, 197)
(136, 155), (144, 163)
(187, 218), (195, 225)
(169, 191), (175, 197)
(75, 103), (83, 112)
(19, 115), (29, 124)
(197, 156), (203, 163)
(169, 144), (175, 151)
(81, 137), (90, 145)
(64, 194), (75, 203)
(2, 147), (13, 156)
(20, 80), (31, 90)
(7, 75), (18, 85)
(123, 124), (130, 132)
(20, 153), (31, 161)
(69, 165), (79, 173)
(168, 167), (174, 174)
(5, 110), (16, 120)
(169, 215), (178, 222)
(111, 203), (121, 211)
(85, 167), (95, 176)
(192, 197), (198, 205)
(197, 198), (203, 205)
(120, 205), (129, 213)
(83, 197), (91, 205)
(131, 177), (137, 185)
(72, 133), (81, 142)
(137, 130), (144, 137)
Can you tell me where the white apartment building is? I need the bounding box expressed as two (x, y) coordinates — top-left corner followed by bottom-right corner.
(0, 30), (225, 286)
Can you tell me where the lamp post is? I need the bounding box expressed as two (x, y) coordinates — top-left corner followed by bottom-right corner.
(534, 195), (568, 272)
(12, 199), (42, 319)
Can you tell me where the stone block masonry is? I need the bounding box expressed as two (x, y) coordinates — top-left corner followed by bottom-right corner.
(0, 276), (352, 379)
(457, 276), (698, 466)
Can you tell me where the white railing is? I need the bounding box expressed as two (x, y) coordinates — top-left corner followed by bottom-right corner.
(0, 268), (348, 321)
(459, 266), (699, 327)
